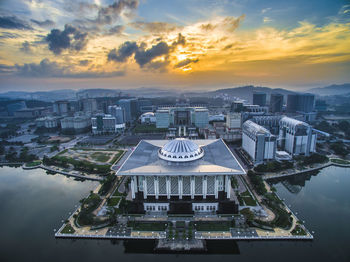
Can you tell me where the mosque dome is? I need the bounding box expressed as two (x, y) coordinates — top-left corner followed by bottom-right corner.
(158, 138), (204, 162)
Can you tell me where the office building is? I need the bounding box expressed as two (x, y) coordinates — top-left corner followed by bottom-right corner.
(270, 94), (283, 113)
(242, 120), (277, 164)
(253, 93), (267, 107)
(278, 116), (316, 156)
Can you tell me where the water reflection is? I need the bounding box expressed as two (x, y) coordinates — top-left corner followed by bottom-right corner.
(268, 170), (320, 194)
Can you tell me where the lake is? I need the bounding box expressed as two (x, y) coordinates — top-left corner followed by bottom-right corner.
(0, 165), (349, 262)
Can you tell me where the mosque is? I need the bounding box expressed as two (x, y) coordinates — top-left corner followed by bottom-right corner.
(117, 138), (246, 214)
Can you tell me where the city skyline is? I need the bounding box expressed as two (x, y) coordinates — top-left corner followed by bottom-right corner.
(0, 0), (350, 92)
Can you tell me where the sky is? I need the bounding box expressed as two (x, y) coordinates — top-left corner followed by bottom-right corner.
(0, 0), (349, 92)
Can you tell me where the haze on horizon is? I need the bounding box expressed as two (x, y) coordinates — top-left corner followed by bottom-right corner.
(0, 0), (349, 93)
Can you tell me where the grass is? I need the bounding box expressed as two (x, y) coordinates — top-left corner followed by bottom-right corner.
(127, 221), (167, 231)
(107, 197), (121, 207)
(291, 225), (307, 236)
(112, 189), (126, 197)
(25, 161), (41, 167)
(195, 221), (233, 231)
(109, 150), (124, 164)
(331, 158), (350, 165)
(61, 223), (75, 234)
(91, 152), (111, 162)
(133, 124), (168, 133)
(241, 190), (257, 206)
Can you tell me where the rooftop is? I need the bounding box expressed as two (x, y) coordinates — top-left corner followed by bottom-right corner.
(117, 139), (246, 176)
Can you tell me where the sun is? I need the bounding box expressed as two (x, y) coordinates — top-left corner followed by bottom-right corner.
(177, 54), (188, 61)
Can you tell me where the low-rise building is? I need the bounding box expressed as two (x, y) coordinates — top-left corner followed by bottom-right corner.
(140, 112), (156, 124)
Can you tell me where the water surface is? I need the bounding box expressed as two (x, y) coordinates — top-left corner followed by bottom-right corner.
(0, 165), (349, 262)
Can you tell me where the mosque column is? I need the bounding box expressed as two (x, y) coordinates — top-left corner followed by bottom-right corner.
(155, 176), (159, 199)
(166, 176), (171, 199)
(203, 176), (207, 199)
(131, 176), (135, 199)
(179, 176), (183, 199)
(225, 175), (231, 199)
(191, 176), (195, 199)
(214, 175), (218, 199)
(143, 177), (147, 199)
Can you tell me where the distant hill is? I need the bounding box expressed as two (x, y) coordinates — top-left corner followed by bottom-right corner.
(0, 89), (76, 102)
(308, 83), (350, 96)
(187, 85), (296, 103)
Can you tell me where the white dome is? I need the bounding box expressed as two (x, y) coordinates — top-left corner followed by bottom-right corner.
(158, 138), (204, 162)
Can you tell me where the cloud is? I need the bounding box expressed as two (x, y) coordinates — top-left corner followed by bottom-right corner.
(172, 33), (186, 46)
(0, 16), (32, 30)
(108, 33), (186, 69)
(108, 41), (138, 62)
(174, 58), (199, 68)
(79, 59), (90, 66)
(263, 17), (273, 23)
(0, 32), (20, 39)
(15, 59), (64, 77)
(30, 19), (55, 27)
(45, 24), (88, 54)
(261, 8), (272, 14)
(95, 0), (139, 25)
(130, 21), (180, 33)
(14, 58), (124, 78)
(134, 41), (170, 67)
(200, 23), (217, 31)
(0, 64), (15, 74)
(108, 25), (125, 35)
(222, 15), (245, 31)
(20, 41), (32, 53)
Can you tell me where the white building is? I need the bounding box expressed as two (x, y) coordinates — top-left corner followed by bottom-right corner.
(108, 105), (125, 124)
(35, 116), (59, 129)
(91, 114), (124, 134)
(279, 116), (316, 156)
(140, 112), (156, 124)
(226, 112), (241, 129)
(117, 138), (246, 214)
(60, 114), (91, 134)
(155, 107), (209, 129)
(242, 120), (277, 164)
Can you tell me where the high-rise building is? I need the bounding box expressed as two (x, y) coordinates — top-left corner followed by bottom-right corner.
(230, 101), (244, 112)
(270, 94), (283, 113)
(278, 116), (316, 156)
(297, 93), (315, 113)
(287, 94), (315, 113)
(81, 98), (97, 114)
(242, 120), (277, 164)
(108, 105), (125, 124)
(118, 98), (139, 123)
(253, 93), (267, 107)
(91, 114), (121, 134)
(53, 101), (70, 115)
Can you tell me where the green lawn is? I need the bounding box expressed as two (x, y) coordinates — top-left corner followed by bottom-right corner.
(61, 223), (75, 234)
(127, 221), (167, 231)
(91, 152), (111, 162)
(107, 197), (121, 206)
(195, 221), (233, 231)
(241, 190), (257, 206)
(133, 124), (167, 133)
(25, 161), (41, 167)
(291, 225), (307, 236)
(109, 150), (124, 164)
(331, 158), (350, 165)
